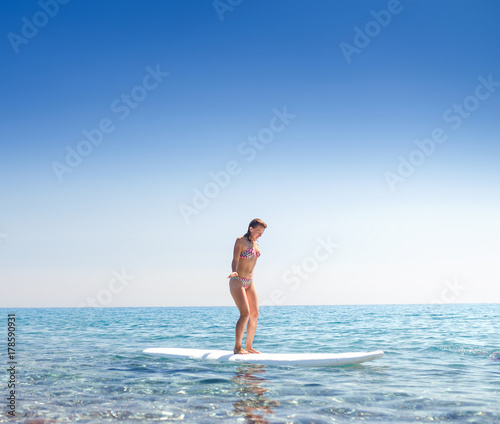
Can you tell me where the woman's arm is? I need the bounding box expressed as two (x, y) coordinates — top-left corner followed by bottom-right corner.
(228, 238), (241, 278)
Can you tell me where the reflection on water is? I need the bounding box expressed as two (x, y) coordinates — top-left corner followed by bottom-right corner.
(231, 364), (280, 423)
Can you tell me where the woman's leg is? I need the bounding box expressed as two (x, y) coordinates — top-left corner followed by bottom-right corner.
(229, 279), (250, 354)
(244, 282), (260, 353)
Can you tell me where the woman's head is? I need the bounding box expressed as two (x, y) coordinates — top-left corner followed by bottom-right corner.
(244, 218), (267, 241)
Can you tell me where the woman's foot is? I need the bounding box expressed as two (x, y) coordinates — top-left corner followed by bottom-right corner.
(246, 347), (261, 354)
(234, 348), (250, 354)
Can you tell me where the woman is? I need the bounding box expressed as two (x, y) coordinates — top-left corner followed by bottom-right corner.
(227, 218), (267, 354)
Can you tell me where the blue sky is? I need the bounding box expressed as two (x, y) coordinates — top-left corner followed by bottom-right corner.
(1, 0), (499, 307)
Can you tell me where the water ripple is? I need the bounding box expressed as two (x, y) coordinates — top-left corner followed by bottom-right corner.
(2, 304), (500, 423)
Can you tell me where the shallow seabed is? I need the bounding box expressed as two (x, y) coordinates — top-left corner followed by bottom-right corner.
(2, 304), (499, 423)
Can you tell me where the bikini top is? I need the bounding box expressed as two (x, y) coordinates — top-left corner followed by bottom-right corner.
(240, 239), (261, 259)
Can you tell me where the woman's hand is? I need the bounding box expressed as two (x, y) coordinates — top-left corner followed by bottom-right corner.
(227, 271), (238, 279)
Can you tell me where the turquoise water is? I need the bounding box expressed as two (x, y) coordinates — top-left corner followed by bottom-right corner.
(2, 304), (499, 423)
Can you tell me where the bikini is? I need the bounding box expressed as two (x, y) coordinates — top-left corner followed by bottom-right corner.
(239, 239), (260, 260)
(230, 239), (260, 289)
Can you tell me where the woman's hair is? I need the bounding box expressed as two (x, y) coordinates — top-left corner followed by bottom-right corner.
(244, 218), (267, 240)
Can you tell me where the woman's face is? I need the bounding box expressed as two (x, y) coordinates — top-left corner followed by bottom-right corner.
(249, 225), (265, 240)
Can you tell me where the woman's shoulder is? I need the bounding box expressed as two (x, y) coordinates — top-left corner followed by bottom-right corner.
(235, 236), (248, 245)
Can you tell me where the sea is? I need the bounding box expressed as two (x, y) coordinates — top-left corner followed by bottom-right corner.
(1, 304), (499, 423)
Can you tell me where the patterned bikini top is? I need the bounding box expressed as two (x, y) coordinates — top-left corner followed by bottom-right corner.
(240, 239), (261, 259)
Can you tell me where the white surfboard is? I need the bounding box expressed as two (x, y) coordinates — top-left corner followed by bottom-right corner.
(143, 347), (384, 367)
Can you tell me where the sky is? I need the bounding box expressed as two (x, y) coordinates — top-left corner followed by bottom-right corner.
(1, 0), (499, 308)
